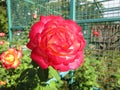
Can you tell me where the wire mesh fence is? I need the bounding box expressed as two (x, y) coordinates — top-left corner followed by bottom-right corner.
(9, 0), (70, 29)
(76, 1), (120, 89)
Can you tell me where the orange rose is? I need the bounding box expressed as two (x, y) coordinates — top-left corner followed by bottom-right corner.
(0, 48), (22, 69)
(0, 80), (6, 86)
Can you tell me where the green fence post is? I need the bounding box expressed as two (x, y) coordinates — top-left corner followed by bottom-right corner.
(7, 0), (12, 45)
(69, 0), (76, 90)
(70, 0), (76, 21)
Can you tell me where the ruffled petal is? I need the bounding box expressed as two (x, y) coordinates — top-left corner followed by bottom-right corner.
(29, 21), (44, 39)
(40, 15), (63, 24)
(31, 47), (48, 69)
(27, 33), (41, 50)
(65, 20), (82, 33)
(11, 59), (20, 68)
(69, 51), (84, 70)
(52, 63), (69, 72)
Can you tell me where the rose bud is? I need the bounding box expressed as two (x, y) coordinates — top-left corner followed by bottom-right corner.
(93, 30), (99, 37)
(0, 32), (5, 37)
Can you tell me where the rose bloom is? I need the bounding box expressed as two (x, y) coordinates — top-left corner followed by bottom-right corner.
(0, 48), (22, 69)
(0, 32), (5, 37)
(27, 15), (86, 72)
(92, 30), (99, 37)
(0, 80), (6, 86)
(0, 40), (4, 45)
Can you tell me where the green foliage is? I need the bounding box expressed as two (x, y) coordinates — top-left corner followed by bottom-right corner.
(0, 49), (32, 89)
(0, 41), (9, 54)
(0, 32), (9, 55)
(97, 50), (120, 90)
(49, 66), (61, 81)
(72, 56), (101, 90)
(0, 48), (64, 90)
(11, 29), (29, 46)
(0, 0), (8, 34)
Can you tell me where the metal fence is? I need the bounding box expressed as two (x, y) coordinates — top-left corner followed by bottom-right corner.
(76, 1), (120, 90)
(7, 0), (120, 90)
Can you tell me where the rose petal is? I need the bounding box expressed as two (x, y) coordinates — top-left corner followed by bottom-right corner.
(27, 33), (41, 50)
(65, 20), (82, 33)
(11, 59), (20, 68)
(40, 15), (63, 24)
(31, 47), (48, 69)
(29, 21), (44, 39)
(52, 63), (69, 72)
(69, 51), (84, 70)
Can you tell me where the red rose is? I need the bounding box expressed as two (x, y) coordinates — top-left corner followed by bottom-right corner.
(27, 15), (86, 72)
(0, 48), (22, 69)
(92, 30), (99, 37)
(0, 32), (5, 37)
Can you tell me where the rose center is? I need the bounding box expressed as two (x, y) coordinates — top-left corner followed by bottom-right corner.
(5, 54), (14, 62)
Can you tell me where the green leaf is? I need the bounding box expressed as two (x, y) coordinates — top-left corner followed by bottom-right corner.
(49, 66), (60, 80)
(118, 80), (120, 85)
(49, 81), (58, 90)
